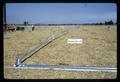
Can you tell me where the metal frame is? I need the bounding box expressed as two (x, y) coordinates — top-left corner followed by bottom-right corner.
(13, 29), (117, 72)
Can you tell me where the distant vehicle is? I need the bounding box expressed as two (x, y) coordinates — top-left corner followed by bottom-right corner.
(3, 24), (16, 32)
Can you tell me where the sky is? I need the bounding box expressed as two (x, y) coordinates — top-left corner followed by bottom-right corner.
(6, 3), (117, 24)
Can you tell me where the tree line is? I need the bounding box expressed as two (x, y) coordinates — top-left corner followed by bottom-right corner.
(94, 20), (116, 25)
(23, 20), (116, 25)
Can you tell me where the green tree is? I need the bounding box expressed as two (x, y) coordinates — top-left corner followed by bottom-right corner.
(24, 21), (29, 25)
(104, 20), (113, 25)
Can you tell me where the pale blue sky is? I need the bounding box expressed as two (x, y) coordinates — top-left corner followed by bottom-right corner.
(6, 3), (117, 24)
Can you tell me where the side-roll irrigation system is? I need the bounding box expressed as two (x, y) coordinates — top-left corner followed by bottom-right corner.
(7, 29), (117, 72)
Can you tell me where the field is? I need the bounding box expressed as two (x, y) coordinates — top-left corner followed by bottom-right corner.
(4, 25), (117, 79)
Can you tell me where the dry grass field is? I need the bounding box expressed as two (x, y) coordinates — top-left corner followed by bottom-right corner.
(4, 25), (117, 79)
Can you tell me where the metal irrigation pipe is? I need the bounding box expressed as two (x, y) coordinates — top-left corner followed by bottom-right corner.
(15, 31), (68, 67)
(10, 64), (117, 72)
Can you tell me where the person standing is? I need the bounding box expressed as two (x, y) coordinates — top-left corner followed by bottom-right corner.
(32, 25), (35, 31)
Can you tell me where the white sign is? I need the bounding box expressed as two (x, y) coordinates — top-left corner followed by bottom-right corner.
(67, 39), (83, 44)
